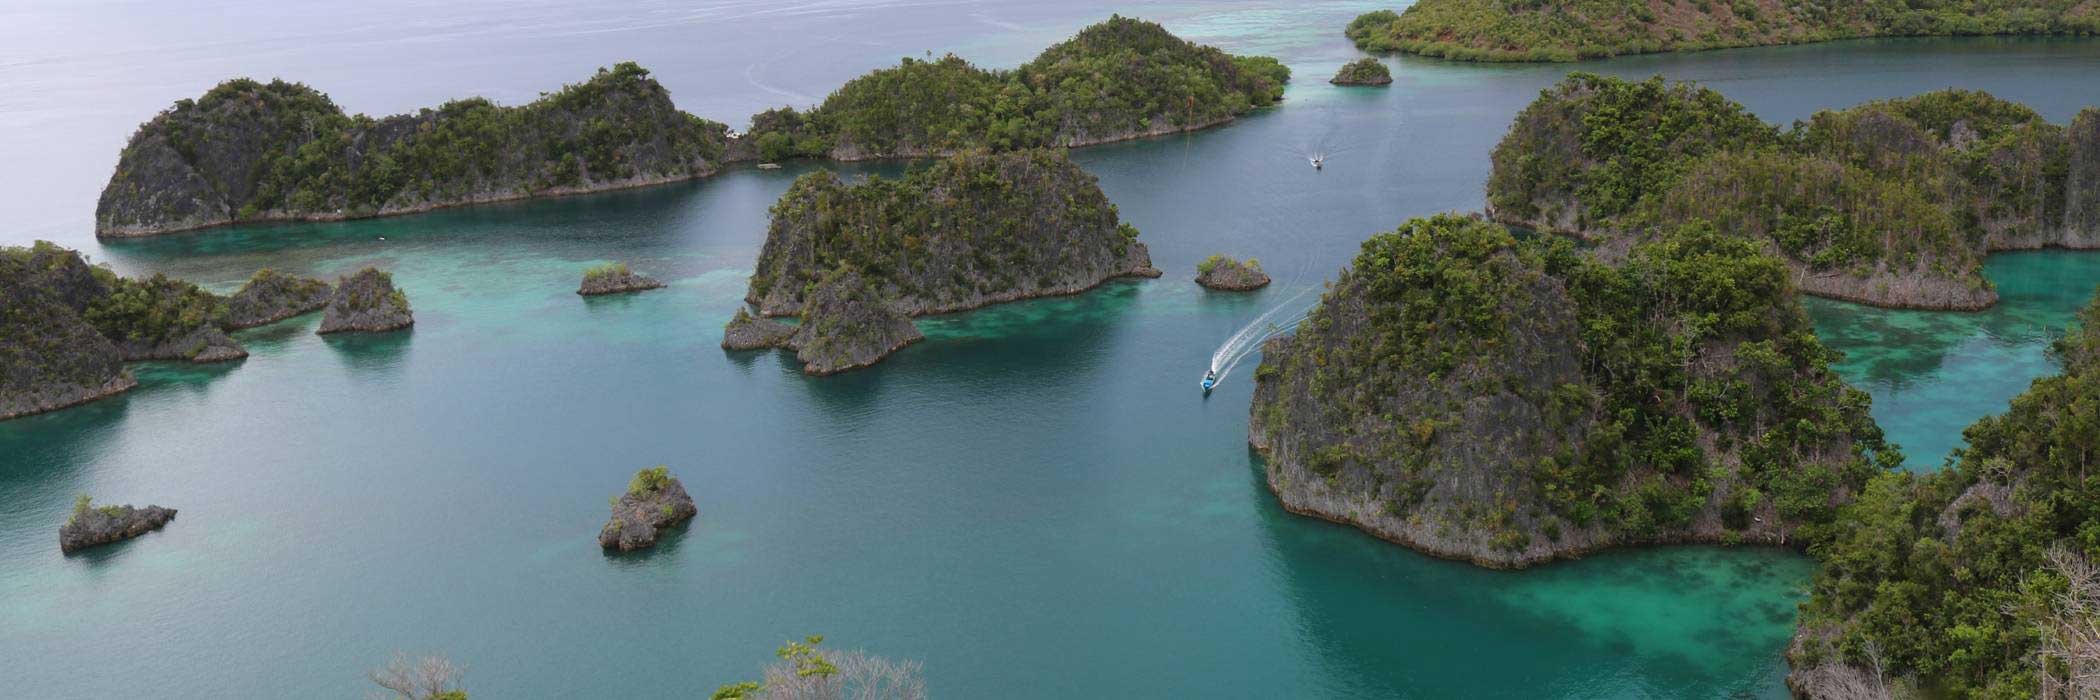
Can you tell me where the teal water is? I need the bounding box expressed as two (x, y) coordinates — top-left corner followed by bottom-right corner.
(6, 2), (2100, 697)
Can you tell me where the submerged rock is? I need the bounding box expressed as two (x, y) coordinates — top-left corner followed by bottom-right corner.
(318, 268), (413, 334)
(58, 496), (176, 553)
(721, 307), (795, 350)
(789, 270), (924, 375)
(224, 268), (331, 329)
(599, 466), (698, 552)
(1330, 58), (1392, 86)
(577, 263), (665, 296)
(1195, 255), (1271, 291)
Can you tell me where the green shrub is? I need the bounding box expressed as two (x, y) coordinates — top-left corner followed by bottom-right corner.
(628, 466), (672, 495)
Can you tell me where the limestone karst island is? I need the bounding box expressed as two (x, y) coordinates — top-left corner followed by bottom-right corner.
(10, 3), (2100, 699)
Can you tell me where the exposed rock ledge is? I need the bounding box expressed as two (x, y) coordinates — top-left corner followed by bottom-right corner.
(599, 466), (698, 552)
(318, 268), (413, 334)
(721, 308), (796, 351)
(224, 269), (331, 329)
(59, 497), (177, 553)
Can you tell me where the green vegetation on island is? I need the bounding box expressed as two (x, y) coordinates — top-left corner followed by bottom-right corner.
(1329, 57), (1392, 86)
(711, 635), (925, 700)
(97, 62), (739, 236)
(1249, 214), (1897, 568)
(1346, 1), (2100, 63)
(731, 149), (1158, 374)
(1789, 289), (2100, 699)
(743, 15), (1289, 161)
(1488, 73), (2100, 309)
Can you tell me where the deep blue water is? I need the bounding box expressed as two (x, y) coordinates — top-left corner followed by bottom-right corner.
(5, 1), (2100, 697)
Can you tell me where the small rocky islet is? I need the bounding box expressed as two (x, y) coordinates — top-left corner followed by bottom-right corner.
(1195, 255), (1271, 291)
(58, 496), (176, 553)
(1488, 73), (2100, 310)
(726, 148), (1159, 374)
(599, 466), (698, 552)
(1329, 58), (1392, 86)
(318, 268), (413, 334)
(576, 263), (664, 296)
(223, 268), (332, 329)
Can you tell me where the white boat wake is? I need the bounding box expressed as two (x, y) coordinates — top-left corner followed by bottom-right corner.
(1206, 283), (1316, 391)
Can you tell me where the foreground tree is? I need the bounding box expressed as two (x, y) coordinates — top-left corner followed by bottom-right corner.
(369, 652), (466, 700)
(713, 636), (925, 700)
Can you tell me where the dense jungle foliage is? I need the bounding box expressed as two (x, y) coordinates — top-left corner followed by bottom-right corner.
(1794, 289), (2100, 698)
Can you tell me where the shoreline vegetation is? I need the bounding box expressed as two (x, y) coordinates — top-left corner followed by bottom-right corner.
(1488, 73), (2100, 310)
(1346, 1), (2100, 63)
(96, 16), (1286, 238)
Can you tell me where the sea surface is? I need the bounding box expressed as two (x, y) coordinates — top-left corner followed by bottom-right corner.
(5, 1), (2100, 697)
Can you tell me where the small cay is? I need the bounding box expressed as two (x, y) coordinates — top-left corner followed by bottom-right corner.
(599, 466), (698, 552)
(577, 263), (664, 296)
(1195, 255), (1271, 290)
(318, 268), (413, 334)
(720, 307), (796, 351)
(59, 496), (176, 553)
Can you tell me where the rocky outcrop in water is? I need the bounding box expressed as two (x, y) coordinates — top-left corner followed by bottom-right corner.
(1487, 74), (2100, 310)
(224, 269), (331, 329)
(576, 263), (664, 296)
(1249, 214), (1892, 569)
(1195, 255), (1271, 290)
(738, 150), (1152, 374)
(787, 270), (924, 375)
(59, 497), (177, 553)
(97, 63), (741, 237)
(1, 244), (135, 419)
(599, 466), (698, 552)
(720, 307), (796, 351)
(318, 268), (412, 334)
(1329, 58), (1392, 86)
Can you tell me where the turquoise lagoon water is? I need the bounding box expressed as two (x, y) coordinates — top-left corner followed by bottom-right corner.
(5, 2), (2100, 697)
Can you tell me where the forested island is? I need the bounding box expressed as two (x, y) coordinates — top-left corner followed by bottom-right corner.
(1489, 73), (2100, 309)
(729, 149), (1159, 374)
(741, 15), (1289, 162)
(1346, 1), (2100, 63)
(97, 17), (1285, 238)
(1249, 214), (1897, 568)
(2, 242), (353, 419)
(1789, 290), (2100, 699)
(97, 63), (742, 237)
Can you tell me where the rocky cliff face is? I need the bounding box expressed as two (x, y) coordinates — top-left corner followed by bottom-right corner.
(747, 150), (1159, 318)
(600, 468), (698, 552)
(1249, 215), (1891, 569)
(98, 63), (742, 237)
(1195, 256), (1271, 290)
(318, 268), (413, 334)
(787, 270), (924, 375)
(1488, 75), (2100, 310)
(1, 245), (135, 420)
(224, 269), (331, 329)
(59, 499), (177, 553)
